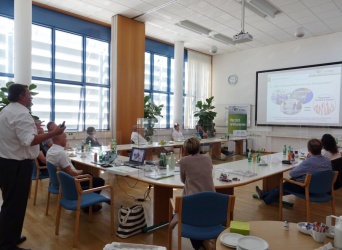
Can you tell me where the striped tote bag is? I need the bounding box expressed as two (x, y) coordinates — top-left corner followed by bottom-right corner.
(116, 205), (147, 238)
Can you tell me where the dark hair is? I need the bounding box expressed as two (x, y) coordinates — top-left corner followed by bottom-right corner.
(8, 84), (28, 102)
(307, 138), (322, 155)
(86, 126), (95, 135)
(174, 123), (179, 129)
(183, 137), (200, 155)
(321, 134), (338, 154)
(47, 122), (55, 131)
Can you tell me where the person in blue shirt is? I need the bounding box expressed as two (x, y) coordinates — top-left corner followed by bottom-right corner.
(195, 125), (208, 139)
(255, 138), (332, 205)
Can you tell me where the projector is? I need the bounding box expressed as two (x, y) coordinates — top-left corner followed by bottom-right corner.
(233, 31), (253, 43)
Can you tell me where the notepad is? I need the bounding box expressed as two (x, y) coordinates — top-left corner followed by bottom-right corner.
(146, 172), (174, 180)
(230, 221), (250, 235)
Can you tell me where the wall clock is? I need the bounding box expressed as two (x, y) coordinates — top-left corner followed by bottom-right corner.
(228, 74), (238, 85)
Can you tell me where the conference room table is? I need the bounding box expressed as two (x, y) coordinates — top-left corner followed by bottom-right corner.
(116, 137), (227, 160)
(216, 221), (333, 250)
(71, 151), (298, 225)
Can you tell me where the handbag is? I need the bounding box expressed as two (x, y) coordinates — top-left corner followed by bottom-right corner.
(116, 205), (147, 238)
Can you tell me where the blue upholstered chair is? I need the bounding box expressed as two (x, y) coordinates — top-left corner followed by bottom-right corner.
(55, 171), (114, 247)
(279, 170), (338, 222)
(331, 157), (342, 190)
(45, 162), (60, 215)
(31, 159), (50, 205)
(168, 192), (235, 250)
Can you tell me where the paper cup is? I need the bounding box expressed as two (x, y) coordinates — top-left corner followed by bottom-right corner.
(310, 229), (326, 243)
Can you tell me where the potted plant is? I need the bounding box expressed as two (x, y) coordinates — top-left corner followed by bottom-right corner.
(0, 81), (40, 120)
(194, 96), (217, 137)
(143, 95), (164, 142)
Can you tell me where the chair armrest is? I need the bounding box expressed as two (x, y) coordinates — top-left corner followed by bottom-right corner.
(281, 177), (305, 187)
(37, 165), (47, 170)
(82, 185), (113, 194)
(75, 174), (92, 179)
(169, 198), (176, 212)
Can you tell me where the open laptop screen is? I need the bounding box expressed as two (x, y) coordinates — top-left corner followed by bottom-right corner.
(129, 147), (147, 164)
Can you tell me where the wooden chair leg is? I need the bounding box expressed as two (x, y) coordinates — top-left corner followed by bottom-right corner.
(110, 192), (115, 235)
(55, 204), (62, 235)
(45, 191), (51, 215)
(178, 222), (182, 250)
(73, 209), (81, 248)
(279, 185), (283, 220)
(33, 179), (39, 205)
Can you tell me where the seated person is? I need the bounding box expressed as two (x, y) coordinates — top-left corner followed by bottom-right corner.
(46, 133), (105, 212)
(321, 134), (340, 160)
(172, 123), (185, 141)
(195, 125), (208, 139)
(170, 137), (215, 250)
(255, 139), (332, 205)
(36, 127), (49, 175)
(42, 121), (57, 152)
(131, 125), (147, 144)
(85, 127), (102, 147)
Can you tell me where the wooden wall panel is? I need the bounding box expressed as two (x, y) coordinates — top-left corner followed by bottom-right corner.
(115, 15), (145, 144)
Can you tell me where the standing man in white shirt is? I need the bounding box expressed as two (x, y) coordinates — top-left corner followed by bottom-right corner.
(0, 84), (65, 250)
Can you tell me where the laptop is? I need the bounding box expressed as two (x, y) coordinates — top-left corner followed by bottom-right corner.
(123, 147), (147, 167)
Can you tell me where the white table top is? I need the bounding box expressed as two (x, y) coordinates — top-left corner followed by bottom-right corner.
(70, 151), (300, 189)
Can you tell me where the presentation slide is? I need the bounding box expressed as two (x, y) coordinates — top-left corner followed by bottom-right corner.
(256, 62), (342, 127)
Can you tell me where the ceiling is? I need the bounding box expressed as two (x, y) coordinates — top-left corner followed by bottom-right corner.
(32, 0), (342, 55)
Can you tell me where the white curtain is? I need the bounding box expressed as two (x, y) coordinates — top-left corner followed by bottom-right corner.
(184, 51), (211, 129)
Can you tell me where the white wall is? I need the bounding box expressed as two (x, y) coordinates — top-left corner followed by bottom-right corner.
(212, 32), (342, 152)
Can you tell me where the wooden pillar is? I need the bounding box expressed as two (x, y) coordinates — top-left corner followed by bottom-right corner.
(111, 15), (145, 144)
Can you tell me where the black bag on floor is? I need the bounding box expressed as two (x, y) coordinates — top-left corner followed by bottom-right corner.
(116, 205), (147, 238)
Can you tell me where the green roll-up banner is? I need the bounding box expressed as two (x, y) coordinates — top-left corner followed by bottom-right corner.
(228, 106), (248, 134)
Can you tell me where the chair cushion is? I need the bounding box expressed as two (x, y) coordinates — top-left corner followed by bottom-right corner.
(60, 193), (110, 210)
(181, 224), (225, 240)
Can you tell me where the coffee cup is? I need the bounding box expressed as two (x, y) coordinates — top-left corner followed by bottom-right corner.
(310, 229), (326, 243)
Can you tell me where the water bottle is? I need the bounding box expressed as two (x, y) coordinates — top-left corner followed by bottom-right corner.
(81, 140), (85, 152)
(112, 139), (117, 154)
(88, 141), (91, 151)
(282, 145), (287, 155)
(99, 148), (103, 162)
(257, 149), (261, 163)
(247, 149), (252, 162)
(169, 152), (175, 171)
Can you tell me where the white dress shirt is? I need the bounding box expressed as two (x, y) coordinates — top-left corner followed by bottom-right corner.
(172, 130), (185, 141)
(131, 132), (147, 144)
(0, 102), (38, 160)
(46, 144), (77, 171)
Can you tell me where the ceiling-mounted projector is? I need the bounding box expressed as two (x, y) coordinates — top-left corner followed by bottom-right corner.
(233, 31), (253, 43)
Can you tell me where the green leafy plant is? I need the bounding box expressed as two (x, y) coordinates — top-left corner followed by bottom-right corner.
(194, 96), (217, 137)
(0, 81), (39, 120)
(143, 95), (164, 142)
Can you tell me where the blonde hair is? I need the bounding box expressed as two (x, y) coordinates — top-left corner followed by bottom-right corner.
(183, 137), (200, 155)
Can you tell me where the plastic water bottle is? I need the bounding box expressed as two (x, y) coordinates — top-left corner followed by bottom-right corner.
(247, 149), (252, 162)
(257, 149), (261, 163)
(283, 145), (287, 155)
(99, 148), (103, 162)
(88, 141), (91, 151)
(112, 139), (117, 154)
(169, 152), (175, 171)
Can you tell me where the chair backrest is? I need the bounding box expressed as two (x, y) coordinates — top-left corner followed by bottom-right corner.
(181, 192), (230, 227)
(309, 170), (336, 194)
(57, 171), (78, 200)
(331, 157), (342, 190)
(46, 162), (59, 188)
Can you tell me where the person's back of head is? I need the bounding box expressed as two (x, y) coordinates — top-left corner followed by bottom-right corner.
(321, 134), (338, 154)
(183, 137), (200, 155)
(47, 121), (57, 132)
(307, 138), (322, 155)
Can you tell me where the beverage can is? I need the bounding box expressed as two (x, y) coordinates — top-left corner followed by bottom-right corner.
(94, 152), (97, 162)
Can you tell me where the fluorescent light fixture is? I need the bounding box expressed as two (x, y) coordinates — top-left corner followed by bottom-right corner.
(244, 2), (267, 18)
(211, 34), (235, 45)
(145, 0), (178, 15)
(247, 0), (281, 18)
(176, 20), (211, 35)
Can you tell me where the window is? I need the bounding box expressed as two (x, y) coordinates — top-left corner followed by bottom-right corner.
(0, 12), (110, 131)
(144, 52), (174, 128)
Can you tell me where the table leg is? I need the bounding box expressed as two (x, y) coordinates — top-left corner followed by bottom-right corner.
(211, 142), (222, 158)
(263, 172), (283, 190)
(216, 188), (234, 220)
(235, 140), (244, 155)
(153, 185), (173, 225)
